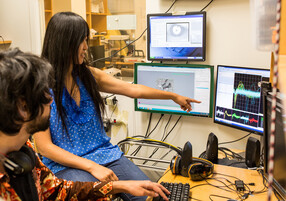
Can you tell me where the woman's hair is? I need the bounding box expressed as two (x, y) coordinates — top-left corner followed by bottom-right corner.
(0, 48), (53, 135)
(41, 12), (105, 132)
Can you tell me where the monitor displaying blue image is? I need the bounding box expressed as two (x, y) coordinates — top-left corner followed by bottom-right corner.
(134, 63), (214, 117)
(147, 12), (206, 61)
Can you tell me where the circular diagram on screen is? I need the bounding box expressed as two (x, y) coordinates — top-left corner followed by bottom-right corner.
(172, 25), (182, 35)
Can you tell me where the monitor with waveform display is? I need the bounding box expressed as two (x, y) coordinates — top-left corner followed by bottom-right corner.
(134, 63), (214, 117)
(214, 65), (270, 134)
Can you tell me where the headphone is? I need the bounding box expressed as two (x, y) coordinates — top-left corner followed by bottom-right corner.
(4, 145), (36, 176)
(170, 141), (214, 181)
(2, 145), (39, 201)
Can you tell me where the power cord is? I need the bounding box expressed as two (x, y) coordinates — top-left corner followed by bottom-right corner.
(130, 114), (164, 156)
(200, 0), (214, 12)
(218, 132), (252, 146)
(142, 115), (182, 164)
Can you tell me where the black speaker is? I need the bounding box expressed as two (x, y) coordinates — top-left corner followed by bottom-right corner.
(180, 141), (193, 177)
(245, 137), (261, 167)
(205, 132), (218, 163)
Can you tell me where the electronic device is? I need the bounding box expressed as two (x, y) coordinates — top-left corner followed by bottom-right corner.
(263, 91), (286, 200)
(235, 180), (245, 192)
(134, 63), (214, 117)
(153, 182), (190, 201)
(245, 137), (260, 167)
(205, 132), (218, 163)
(170, 141), (214, 181)
(214, 65), (270, 134)
(147, 11), (206, 61)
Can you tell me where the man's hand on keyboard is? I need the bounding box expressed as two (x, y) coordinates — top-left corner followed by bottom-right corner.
(112, 180), (170, 200)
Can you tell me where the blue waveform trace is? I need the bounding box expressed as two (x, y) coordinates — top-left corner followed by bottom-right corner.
(233, 89), (260, 98)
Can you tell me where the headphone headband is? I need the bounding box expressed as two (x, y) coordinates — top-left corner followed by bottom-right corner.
(192, 157), (214, 167)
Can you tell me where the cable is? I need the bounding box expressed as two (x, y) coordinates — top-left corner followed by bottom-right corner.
(165, 0), (178, 13)
(200, 0), (214, 12)
(161, 115), (172, 141)
(162, 115), (182, 141)
(109, 102), (117, 120)
(145, 113), (153, 137)
(146, 114), (164, 138)
(143, 115), (182, 164)
(129, 113), (153, 156)
(218, 132), (252, 145)
(209, 194), (232, 201)
(131, 114), (164, 156)
(117, 137), (182, 155)
(218, 147), (244, 160)
(143, 115), (172, 164)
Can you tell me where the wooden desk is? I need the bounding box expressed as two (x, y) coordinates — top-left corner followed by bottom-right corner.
(156, 164), (275, 201)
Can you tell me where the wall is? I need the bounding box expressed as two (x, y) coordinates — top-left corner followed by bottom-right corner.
(109, 0), (272, 160)
(0, 0), (42, 54)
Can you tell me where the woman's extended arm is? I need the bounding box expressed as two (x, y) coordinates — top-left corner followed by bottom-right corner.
(90, 67), (201, 112)
(33, 128), (118, 181)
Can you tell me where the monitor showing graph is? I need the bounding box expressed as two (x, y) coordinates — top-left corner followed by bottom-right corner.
(214, 65), (270, 134)
(134, 63), (214, 117)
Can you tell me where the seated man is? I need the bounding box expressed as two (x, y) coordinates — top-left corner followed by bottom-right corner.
(0, 48), (169, 201)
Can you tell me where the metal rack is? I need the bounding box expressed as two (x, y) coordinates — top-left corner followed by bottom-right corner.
(119, 141), (176, 171)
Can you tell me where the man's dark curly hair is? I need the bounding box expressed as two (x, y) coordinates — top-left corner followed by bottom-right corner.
(0, 48), (54, 135)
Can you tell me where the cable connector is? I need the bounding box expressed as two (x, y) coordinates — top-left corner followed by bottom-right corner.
(105, 96), (117, 105)
(242, 193), (249, 200)
(103, 118), (111, 132)
(235, 180), (245, 192)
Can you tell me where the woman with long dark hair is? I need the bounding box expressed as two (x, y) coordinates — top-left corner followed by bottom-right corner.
(34, 12), (200, 201)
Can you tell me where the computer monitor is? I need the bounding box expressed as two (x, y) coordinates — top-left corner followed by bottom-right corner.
(214, 65), (270, 134)
(134, 63), (214, 117)
(263, 91), (286, 199)
(147, 11), (206, 61)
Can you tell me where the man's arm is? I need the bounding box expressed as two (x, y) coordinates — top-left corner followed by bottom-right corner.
(36, 156), (169, 201)
(33, 129), (118, 181)
(89, 67), (201, 112)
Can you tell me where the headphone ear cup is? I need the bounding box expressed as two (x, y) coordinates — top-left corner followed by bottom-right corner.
(6, 145), (36, 175)
(188, 163), (205, 181)
(20, 145), (36, 168)
(170, 155), (181, 175)
(188, 158), (214, 181)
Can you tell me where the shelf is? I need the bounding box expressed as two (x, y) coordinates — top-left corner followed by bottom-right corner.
(0, 40), (12, 45)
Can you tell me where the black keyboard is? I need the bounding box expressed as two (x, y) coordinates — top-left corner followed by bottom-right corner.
(153, 182), (190, 201)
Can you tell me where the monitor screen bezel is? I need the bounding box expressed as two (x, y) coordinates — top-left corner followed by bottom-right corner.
(147, 11), (206, 62)
(134, 62), (214, 117)
(213, 65), (270, 135)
